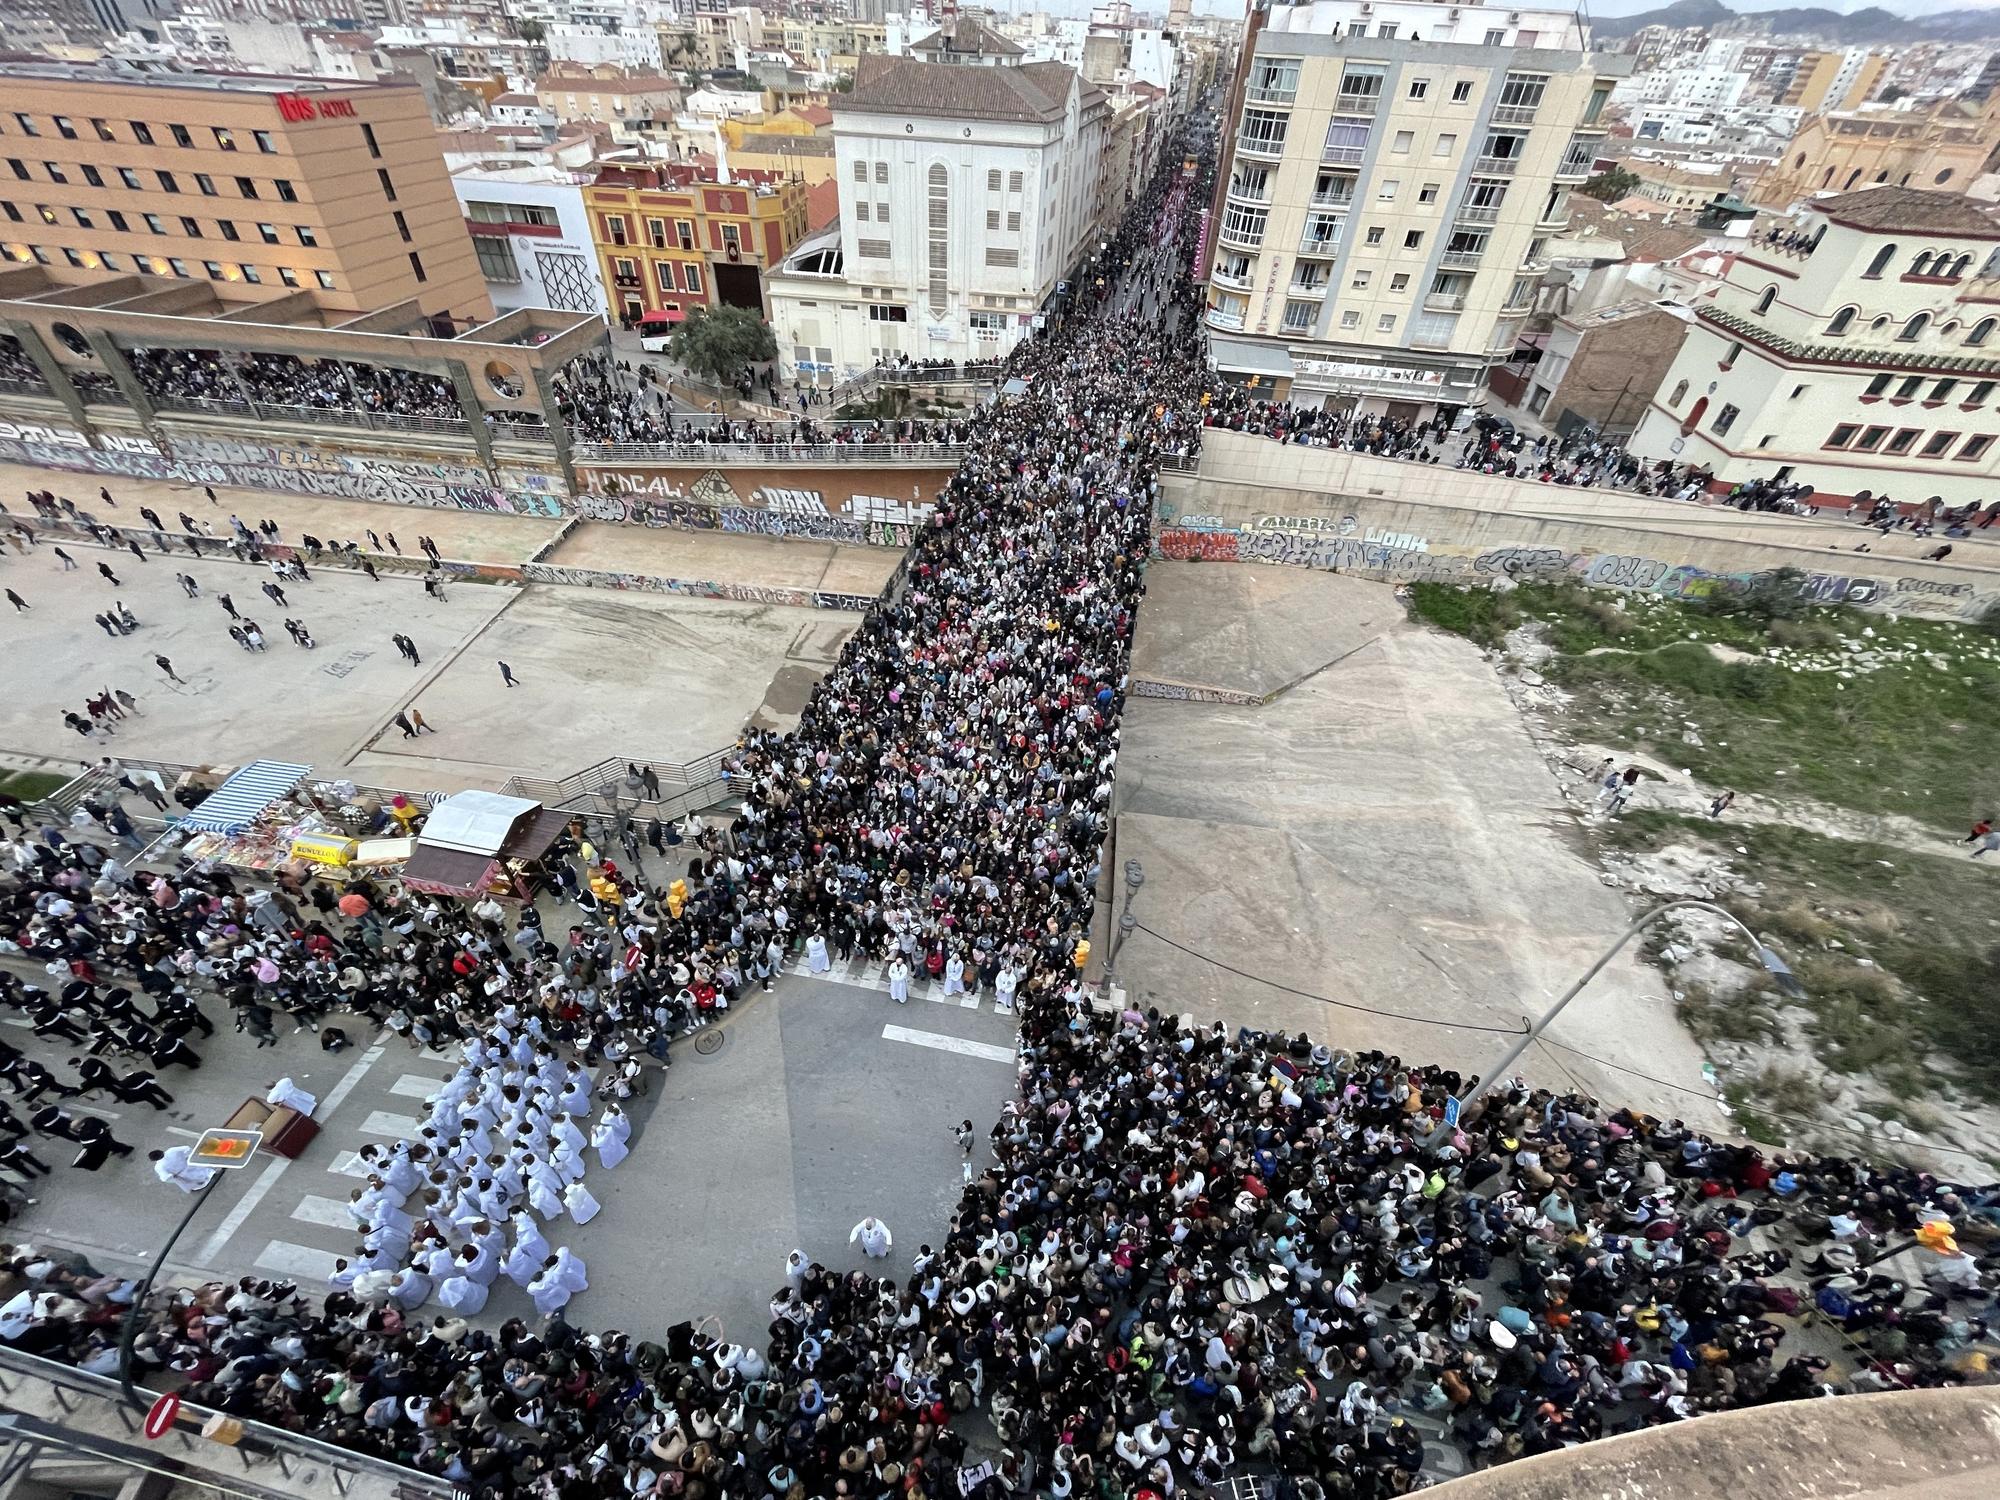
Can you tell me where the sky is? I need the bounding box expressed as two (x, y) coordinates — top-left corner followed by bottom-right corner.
(1585, 0), (1969, 14)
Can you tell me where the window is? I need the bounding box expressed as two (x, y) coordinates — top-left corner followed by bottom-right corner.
(1921, 430), (1960, 457)
(683, 263), (701, 294)
(856, 238), (890, 259)
(1720, 341), (1741, 370)
(1451, 80), (1474, 103)
(1352, 269), (1372, 289)
(1865, 373), (1893, 396)
(1404, 230), (1423, 250)
(676, 221), (694, 250)
(1409, 79), (1430, 100)
(10, 114), (37, 137)
(296, 225), (318, 247)
(211, 127), (236, 152)
(986, 249), (1019, 267)
(984, 209), (996, 230)
(1898, 312), (1929, 341)
(1391, 130), (1413, 153)
(275, 179), (297, 202)
(156, 170), (177, 193)
(1365, 226), (1384, 246)
(0, 202), (15, 222)
(1377, 179), (1399, 202)
(376, 168), (396, 201)
(278, 266), (299, 287)
(179, 217), (201, 237)
(98, 251), (120, 269)
(61, 247), (86, 268)
(1341, 309), (1360, 329)
(1007, 212), (1020, 232)
(235, 176), (259, 198)
(720, 223), (741, 255)
(118, 167), (140, 190)
(34, 203), (54, 224)
(986, 169), (1000, 191)
(1670, 380), (1690, 406)
(1390, 273), (1410, 291)
(257, 223), (279, 244)
(106, 210), (126, 231)
(1008, 171), (1022, 191)
(1753, 286), (1777, 315)
(393, 210), (410, 243)
(1897, 375), (1924, 399)
(90, 118), (112, 142)
(1886, 428), (1920, 455)
(1418, 183), (1439, 205)
(1790, 384), (1809, 400)
(408, 251), (426, 283)
(143, 213), (165, 234)
(1825, 306), (1856, 335)
(169, 124), (192, 148)
(853, 161), (868, 183)
(1911, 251), (1935, 277)
(69, 207), (92, 228)
(201, 260), (224, 279)
(1968, 318), (1996, 347)
(43, 162), (65, 184)
(195, 173), (216, 196)
(869, 303), (908, 322)
(81, 164), (102, 187)
(1861, 242), (1897, 278)
(239, 264), (260, 283)
(361, 124), (380, 159)
(654, 261), (675, 293)
(1968, 381), (1996, 404)
(130, 122), (153, 145)
(1376, 313), (1396, 332)
(6, 161), (26, 181)
(1854, 425), (1890, 451)
(1484, 28), (1506, 43)
(218, 220), (238, 242)
(166, 257), (189, 277)
(1958, 434), (1994, 462)
(252, 130), (274, 153)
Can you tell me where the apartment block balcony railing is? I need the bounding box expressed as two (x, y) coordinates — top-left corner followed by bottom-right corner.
(1439, 250), (1484, 270)
(1472, 155), (1521, 175)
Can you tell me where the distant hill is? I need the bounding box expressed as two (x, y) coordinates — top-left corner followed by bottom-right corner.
(1591, 2), (2000, 42)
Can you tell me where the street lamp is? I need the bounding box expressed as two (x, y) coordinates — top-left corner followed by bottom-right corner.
(1427, 898), (1804, 1145)
(118, 1174), (220, 1409)
(1102, 859), (1146, 996)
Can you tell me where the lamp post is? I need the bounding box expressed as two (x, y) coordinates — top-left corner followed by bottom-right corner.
(118, 1174), (220, 1409)
(1426, 898), (1804, 1146)
(1102, 859), (1145, 998)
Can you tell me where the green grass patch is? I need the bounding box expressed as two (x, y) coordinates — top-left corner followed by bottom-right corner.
(1476, 584), (2000, 832)
(1405, 581), (1520, 648)
(1602, 812), (2000, 1090)
(0, 769), (69, 802)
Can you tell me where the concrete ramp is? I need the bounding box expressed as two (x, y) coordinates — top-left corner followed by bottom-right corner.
(1131, 560), (1393, 702)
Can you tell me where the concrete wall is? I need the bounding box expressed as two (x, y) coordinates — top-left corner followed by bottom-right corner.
(1165, 429), (2000, 621)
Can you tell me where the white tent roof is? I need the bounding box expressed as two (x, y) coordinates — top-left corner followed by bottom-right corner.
(420, 790), (541, 855)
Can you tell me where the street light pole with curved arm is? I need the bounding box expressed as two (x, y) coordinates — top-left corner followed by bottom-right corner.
(1427, 898), (1804, 1146)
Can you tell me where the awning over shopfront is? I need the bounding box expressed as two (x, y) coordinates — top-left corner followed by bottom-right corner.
(180, 760), (312, 835)
(421, 790), (541, 854)
(1208, 335), (1297, 381)
(401, 794), (569, 900)
(400, 845), (500, 899)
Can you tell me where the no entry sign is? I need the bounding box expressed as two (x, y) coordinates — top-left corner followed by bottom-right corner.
(144, 1390), (181, 1439)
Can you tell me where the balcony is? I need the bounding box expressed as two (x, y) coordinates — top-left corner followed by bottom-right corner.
(1457, 203), (1502, 224)
(1299, 233), (1342, 257)
(1310, 188), (1356, 210)
(1473, 154), (1521, 175)
(1235, 131), (1287, 160)
(1491, 104), (1538, 126)
(1332, 91), (1380, 117)
(1323, 143), (1368, 166)
(1246, 83), (1297, 106)
(1439, 250), (1484, 270)
(1288, 280), (1330, 300)
(1555, 156), (1594, 182)
(1218, 220), (1266, 251)
(1424, 292), (1468, 313)
(1206, 304), (1246, 331)
(1226, 178), (1272, 206)
(1537, 210), (1572, 231)
(1212, 261), (1253, 291)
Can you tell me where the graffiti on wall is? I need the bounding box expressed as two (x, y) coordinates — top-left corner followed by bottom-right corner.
(1131, 678), (1268, 706)
(519, 561), (873, 610)
(1154, 517), (1993, 622)
(0, 420), (178, 479)
(165, 435), (566, 517)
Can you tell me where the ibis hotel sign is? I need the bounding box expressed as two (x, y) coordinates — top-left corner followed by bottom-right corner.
(276, 93), (358, 122)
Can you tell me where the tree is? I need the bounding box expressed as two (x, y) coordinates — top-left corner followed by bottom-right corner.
(514, 19), (546, 44)
(1578, 167), (1640, 203)
(668, 305), (777, 387)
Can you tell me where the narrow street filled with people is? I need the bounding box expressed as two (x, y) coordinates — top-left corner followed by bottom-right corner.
(2, 127), (1995, 1500)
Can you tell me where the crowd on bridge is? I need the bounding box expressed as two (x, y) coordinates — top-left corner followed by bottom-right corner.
(3, 125), (1998, 1500)
(124, 349), (471, 423)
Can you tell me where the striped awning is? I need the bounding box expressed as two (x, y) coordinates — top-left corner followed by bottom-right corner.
(181, 760), (313, 835)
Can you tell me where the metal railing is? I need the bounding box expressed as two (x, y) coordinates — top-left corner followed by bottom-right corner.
(1424, 292), (1469, 312)
(1331, 92), (1380, 117)
(1244, 83), (1297, 106)
(0, 376), (52, 396)
(1491, 104), (1539, 125)
(1233, 131), (1286, 160)
(1211, 264), (1253, 291)
(1456, 203), (1502, 224)
(1217, 219), (1266, 251)
(1322, 144), (1367, 166)
(570, 439), (966, 465)
(1439, 250), (1485, 270)
(1473, 154), (1521, 175)
(1287, 281), (1329, 300)
(1225, 179), (1272, 205)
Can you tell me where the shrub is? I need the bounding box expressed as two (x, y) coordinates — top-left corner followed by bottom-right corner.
(1406, 583), (1519, 649)
(1758, 901), (1836, 949)
(1767, 619), (1840, 651)
(1700, 567), (1810, 624)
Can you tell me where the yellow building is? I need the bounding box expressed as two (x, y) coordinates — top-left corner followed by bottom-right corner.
(585, 169), (808, 324)
(1780, 49), (1889, 113)
(1752, 95), (2000, 209)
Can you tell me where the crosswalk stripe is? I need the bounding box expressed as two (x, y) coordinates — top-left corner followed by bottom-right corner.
(329, 1151), (369, 1178)
(358, 1110), (420, 1138)
(388, 1074), (439, 1099)
(254, 1240), (342, 1280)
(859, 960), (884, 986)
(958, 990), (979, 1009)
(291, 1194), (356, 1229)
(924, 980), (945, 1004)
(881, 1024), (1014, 1065)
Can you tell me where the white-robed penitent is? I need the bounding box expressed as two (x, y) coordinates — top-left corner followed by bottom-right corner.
(266, 1077), (318, 1115)
(849, 1218), (892, 1258)
(591, 1113), (629, 1170)
(563, 1180), (601, 1224)
(552, 1246), (587, 1292)
(527, 1266), (570, 1317)
(943, 955), (966, 996)
(436, 1274), (488, 1315)
(888, 961), (911, 1003)
(806, 934), (830, 973)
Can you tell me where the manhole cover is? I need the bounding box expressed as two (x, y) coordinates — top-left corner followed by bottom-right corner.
(693, 1028), (725, 1055)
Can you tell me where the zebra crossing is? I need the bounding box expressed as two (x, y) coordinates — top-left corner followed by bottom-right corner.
(778, 950), (1124, 1013)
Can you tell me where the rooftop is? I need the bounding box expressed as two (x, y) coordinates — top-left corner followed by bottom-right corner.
(844, 55), (1094, 123)
(0, 60), (392, 94)
(908, 18), (1027, 59)
(1817, 185), (2000, 238)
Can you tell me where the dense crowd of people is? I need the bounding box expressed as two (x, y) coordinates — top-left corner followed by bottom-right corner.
(124, 348), (469, 422)
(2, 127), (1997, 1500)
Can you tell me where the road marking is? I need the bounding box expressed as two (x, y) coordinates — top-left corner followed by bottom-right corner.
(958, 990), (979, 1010)
(328, 1151), (369, 1178)
(388, 1074), (438, 1099)
(291, 1194), (356, 1229)
(359, 1110), (420, 1138)
(881, 1024), (1014, 1065)
(162, 1126), (201, 1139)
(194, 1157), (290, 1264)
(253, 1240), (342, 1280)
(317, 1041), (386, 1120)
(859, 960), (884, 986)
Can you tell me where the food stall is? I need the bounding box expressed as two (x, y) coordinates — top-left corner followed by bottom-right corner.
(399, 789), (569, 902)
(148, 760), (412, 880)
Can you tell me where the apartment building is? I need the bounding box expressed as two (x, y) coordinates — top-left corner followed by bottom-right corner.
(451, 163), (606, 319)
(583, 170), (809, 324)
(0, 63), (489, 329)
(765, 19), (1109, 377)
(1204, 0), (1621, 420)
(1628, 186), (2000, 506)
(1780, 49), (1888, 114)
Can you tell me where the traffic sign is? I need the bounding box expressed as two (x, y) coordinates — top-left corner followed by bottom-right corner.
(188, 1128), (262, 1169)
(144, 1391), (181, 1439)
(1443, 1097), (1461, 1129)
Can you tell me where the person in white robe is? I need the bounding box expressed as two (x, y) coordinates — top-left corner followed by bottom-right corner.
(552, 1137), (586, 1185)
(887, 958), (911, 1004)
(351, 1268), (399, 1305)
(994, 965), (1018, 1013)
(591, 1108), (630, 1170)
(849, 1217), (893, 1258)
(552, 1246), (587, 1292)
(563, 1179), (601, 1224)
(266, 1077), (318, 1115)
(553, 1113), (588, 1155)
(436, 1274), (488, 1316)
(526, 1166), (565, 1220)
(806, 932), (830, 973)
(388, 1267), (432, 1310)
(557, 1069), (592, 1116)
(944, 951), (966, 997)
(527, 1261), (570, 1318)
(503, 1218), (547, 1286)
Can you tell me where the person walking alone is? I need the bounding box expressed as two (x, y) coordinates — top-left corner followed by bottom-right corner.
(6, 588), (25, 612)
(154, 654), (183, 684)
(498, 660), (518, 687)
(97, 561), (121, 586)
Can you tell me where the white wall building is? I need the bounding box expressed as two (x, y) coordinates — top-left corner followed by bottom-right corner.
(450, 164), (608, 319)
(767, 18), (1109, 378)
(546, 23), (665, 72)
(1613, 65), (1747, 113)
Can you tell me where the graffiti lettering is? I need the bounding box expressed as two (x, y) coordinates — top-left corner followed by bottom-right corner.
(1893, 576), (1970, 597)
(1584, 554), (1671, 591)
(1474, 546), (1570, 578)
(845, 494), (935, 527)
(1159, 529), (1240, 561)
(754, 486), (830, 516)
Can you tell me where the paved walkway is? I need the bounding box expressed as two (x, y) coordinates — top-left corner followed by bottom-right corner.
(547, 525), (901, 596)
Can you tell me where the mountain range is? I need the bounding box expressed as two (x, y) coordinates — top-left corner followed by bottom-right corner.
(1590, 1), (2000, 42)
